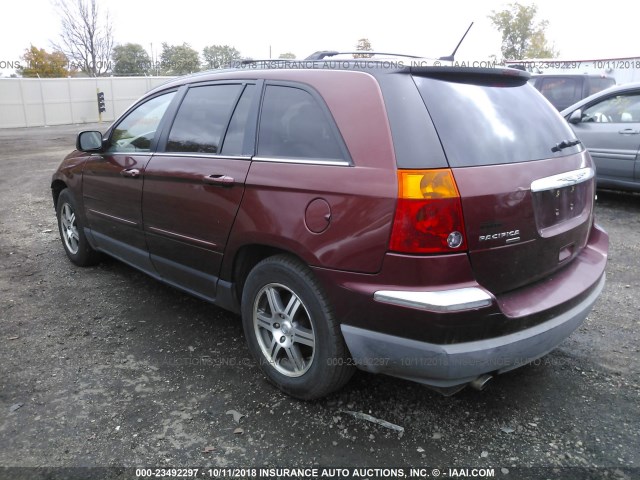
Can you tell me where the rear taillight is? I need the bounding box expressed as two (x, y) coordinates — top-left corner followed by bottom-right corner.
(389, 169), (467, 254)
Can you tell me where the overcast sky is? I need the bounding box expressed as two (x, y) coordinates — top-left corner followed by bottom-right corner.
(0, 0), (638, 76)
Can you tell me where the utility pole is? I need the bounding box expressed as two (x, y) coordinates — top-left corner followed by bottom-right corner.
(150, 43), (154, 76)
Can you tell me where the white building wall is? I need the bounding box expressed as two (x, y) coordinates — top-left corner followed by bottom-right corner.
(0, 77), (175, 129)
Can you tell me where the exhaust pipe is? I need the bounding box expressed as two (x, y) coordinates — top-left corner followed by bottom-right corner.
(470, 374), (493, 391)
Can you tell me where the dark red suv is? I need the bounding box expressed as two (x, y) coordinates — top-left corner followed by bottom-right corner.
(52, 54), (608, 399)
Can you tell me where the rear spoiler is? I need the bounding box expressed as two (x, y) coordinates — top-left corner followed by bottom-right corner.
(406, 66), (531, 85)
(407, 65), (531, 79)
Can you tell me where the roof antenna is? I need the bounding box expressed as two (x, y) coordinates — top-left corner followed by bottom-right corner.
(439, 22), (474, 62)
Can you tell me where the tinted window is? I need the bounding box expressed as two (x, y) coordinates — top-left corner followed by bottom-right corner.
(587, 77), (616, 97)
(167, 84), (242, 154)
(582, 93), (640, 123)
(109, 92), (176, 152)
(376, 73), (448, 169)
(414, 75), (580, 167)
(221, 84), (256, 156)
(539, 77), (580, 108)
(258, 85), (344, 160)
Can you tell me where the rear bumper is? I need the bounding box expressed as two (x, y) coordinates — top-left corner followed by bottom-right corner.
(342, 272), (605, 388)
(311, 222), (608, 387)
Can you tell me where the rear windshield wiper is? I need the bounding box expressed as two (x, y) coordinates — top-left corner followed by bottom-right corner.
(551, 139), (581, 153)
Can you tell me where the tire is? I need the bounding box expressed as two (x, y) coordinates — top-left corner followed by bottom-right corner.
(241, 255), (354, 400)
(56, 189), (101, 267)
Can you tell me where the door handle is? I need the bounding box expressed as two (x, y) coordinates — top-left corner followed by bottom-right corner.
(120, 168), (140, 178)
(618, 128), (640, 135)
(203, 174), (235, 187)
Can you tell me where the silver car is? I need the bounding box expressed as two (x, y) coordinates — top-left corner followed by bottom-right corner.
(561, 82), (640, 192)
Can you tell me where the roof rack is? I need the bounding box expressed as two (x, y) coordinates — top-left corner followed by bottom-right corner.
(234, 58), (294, 65)
(305, 51), (423, 61)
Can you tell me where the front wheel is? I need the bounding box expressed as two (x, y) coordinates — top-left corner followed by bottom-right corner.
(56, 189), (101, 266)
(241, 255), (354, 400)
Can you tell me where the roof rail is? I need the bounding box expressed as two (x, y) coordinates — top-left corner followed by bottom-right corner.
(305, 51), (340, 60)
(234, 58), (294, 65)
(305, 51), (423, 61)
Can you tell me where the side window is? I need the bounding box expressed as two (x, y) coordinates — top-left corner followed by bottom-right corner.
(221, 84), (256, 156)
(582, 94), (640, 123)
(258, 85), (344, 160)
(109, 91), (176, 153)
(167, 84), (243, 154)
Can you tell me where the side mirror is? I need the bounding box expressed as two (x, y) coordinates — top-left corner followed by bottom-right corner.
(77, 131), (103, 152)
(568, 109), (582, 124)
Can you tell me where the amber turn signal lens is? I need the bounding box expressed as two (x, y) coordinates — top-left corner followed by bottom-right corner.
(397, 169), (461, 200)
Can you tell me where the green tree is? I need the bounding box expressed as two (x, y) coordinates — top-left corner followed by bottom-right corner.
(489, 2), (558, 60)
(354, 38), (373, 58)
(52, 0), (113, 76)
(278, 52), (296, 60)
(160, 43), (200, 75)
(17, 45), (69, 77)
(112, 43), (151, 76)
(202, 45), (241, 69)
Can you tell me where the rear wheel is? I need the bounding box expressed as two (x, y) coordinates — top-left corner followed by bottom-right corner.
(56, 189), (101, 266)
(241, 255), (354, 399)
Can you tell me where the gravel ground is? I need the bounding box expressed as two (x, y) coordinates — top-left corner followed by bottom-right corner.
(0, 124), (638, 480)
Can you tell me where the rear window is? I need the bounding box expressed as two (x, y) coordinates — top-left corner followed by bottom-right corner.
(413, 75), (581, 167)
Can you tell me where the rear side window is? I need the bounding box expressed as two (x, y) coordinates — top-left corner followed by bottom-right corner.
(414, 75), (581, 167)
(167, 84), (243, 154)
(258, 85), (345, 160)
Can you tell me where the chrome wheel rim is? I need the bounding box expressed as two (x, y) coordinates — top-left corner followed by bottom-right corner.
(253, 283), (315, 377)
(60, 203), (79, 255)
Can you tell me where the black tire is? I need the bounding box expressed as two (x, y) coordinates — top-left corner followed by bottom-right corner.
(56, 188), (101, 267)
(241, 255), (354, 400)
